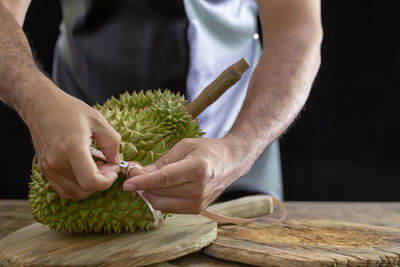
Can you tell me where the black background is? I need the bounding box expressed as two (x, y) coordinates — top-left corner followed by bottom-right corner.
(1, 1), (399, 200)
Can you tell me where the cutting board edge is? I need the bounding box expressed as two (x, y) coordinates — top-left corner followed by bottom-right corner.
(204, 219), (400, 267)
(0, 221), (219, 267)
(93, 226), (218, 267)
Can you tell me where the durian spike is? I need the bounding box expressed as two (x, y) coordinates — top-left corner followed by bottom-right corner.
(186, 58), (250, 118)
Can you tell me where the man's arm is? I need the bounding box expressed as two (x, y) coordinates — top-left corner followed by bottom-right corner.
(229, 0), (323, 169)
(124, 0), (322, 214)
(0, 1), (121, 199)
(1, 0), (30, 26)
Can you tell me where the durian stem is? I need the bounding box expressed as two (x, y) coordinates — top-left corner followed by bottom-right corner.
(187, 58), (250, 118)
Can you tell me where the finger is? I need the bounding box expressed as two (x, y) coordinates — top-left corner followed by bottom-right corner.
(40, 151), (75, 181)
(46, 179), (74, 199)
(96, 161), (121, 176)
(144, 192), (187, 213)
(68, 144), (117, 192)
(123, 159), (193, 191)
(147, 182), (196, 197)
(145, 139), (194, 172)
(44, 166), (91, 200)
(38, 162), (74, 199)
(92, 115), (121, 164)
(39, 159), (73, 186)
(127, 162), (148, 177)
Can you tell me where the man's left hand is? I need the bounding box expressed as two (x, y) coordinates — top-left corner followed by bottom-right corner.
(123, 137), (247, 214)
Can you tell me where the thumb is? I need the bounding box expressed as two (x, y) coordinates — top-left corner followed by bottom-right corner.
(145, 139), (193, 172)
(92, 119), (121, 164)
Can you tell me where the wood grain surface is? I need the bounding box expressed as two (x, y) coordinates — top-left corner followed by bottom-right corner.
(205, 219), (400, 267)
(283, 202), (400, 229)
(0, 216), (215, 267)
(1, 200), (400, 266)
(0, 195), (272, 267)
(0, 200), (36, 240)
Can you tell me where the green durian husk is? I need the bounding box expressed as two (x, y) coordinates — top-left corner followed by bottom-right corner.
(29, 90), (204, 233)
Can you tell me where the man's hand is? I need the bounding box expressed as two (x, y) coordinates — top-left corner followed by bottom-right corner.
(0, 1), (121, 200)
(123, 0), (322, 214)
(26, 87), (121, 200)
(123, 137), (248, 214)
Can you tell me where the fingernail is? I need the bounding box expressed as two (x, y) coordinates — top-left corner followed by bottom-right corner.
(145, 164), (157, 172)
(123, 183), (136, 191)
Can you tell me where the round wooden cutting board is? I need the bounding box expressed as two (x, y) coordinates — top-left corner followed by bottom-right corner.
(0, 195), (272, 266)
(205, 219), (400, 267)
(0, 215), (216, 267)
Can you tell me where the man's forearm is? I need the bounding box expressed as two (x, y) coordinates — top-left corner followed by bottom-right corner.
(228, 30), (322, 166)
(0, 2), (50, 121)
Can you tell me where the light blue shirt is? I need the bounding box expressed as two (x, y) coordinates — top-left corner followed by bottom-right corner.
(184, 0), (283, 198)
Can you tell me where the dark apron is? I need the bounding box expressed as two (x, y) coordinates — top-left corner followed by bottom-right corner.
(53, 0), (188, 106)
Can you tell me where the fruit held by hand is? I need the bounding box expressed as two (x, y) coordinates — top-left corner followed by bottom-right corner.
(29, 90), (204, 233)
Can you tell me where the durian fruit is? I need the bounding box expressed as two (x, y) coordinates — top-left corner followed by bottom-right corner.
(29, 90), (204, 233)
(28, 58), (249, 234)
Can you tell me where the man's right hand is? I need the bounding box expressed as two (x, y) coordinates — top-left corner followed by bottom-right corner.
(0, 1), (121, 199)
(25, 84), (121, 200)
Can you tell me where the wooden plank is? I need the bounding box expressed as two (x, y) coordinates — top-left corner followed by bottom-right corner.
(204, 220), (400, 267)
(0, 218), (216, 266)
(0, 200), (35, 240)
(2, 200), (399, 239)
(2, 200), (400, 266)
(0, 195), (272, 266)
(165, 252), (253, 267)
(283, 202), (400, 228)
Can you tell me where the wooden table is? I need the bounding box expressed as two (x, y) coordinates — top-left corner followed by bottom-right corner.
(2, 200), (400, 266)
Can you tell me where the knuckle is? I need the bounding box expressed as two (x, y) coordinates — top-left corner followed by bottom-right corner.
(47, 181), (72, 199)
(57, 190), (71, 199)
(189, 189), (200, 198)
(94, 177), (113, 191)
(199, 188), (208, 201)
(37, 161), (47, 174)
(114, 132), (121, 144)
(179, 138), (190, 145)
(158, 155), (170, 166)
(45, 155), (62, 171)
(191, 203), (204, 215)
(72, 190), (90, 200)
(106, 130), (121, 147)
(79, 180), (97, 192)
(79, 175), (112, 192)
(159, 171), (169, 187)
(52, 135), (73, 154)
(179, 138), (193, 147)
(190, 187), (207, 200)
(97, 181), (112, 191)
(92, 113), (115, 131)
(108, 135), (121, 151)
(58, 140), (70, 154)
(91, 110), (107, 124)
(196, 160), (211, 181)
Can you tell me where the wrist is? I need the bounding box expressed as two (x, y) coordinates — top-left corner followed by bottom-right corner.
(222, 131), (269, 173)
(221, 133), (245, 153)
(221, 133), (255, 174)
(17, 73), (61, 126)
